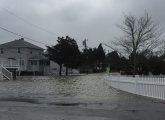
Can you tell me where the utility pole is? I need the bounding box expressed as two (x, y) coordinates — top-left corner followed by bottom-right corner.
(82, 39), (89, 74)
(82, 39), (88, 50)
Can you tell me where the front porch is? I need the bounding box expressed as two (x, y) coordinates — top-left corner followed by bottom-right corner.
(0, 59), (20, 80)
(0, 58), (20, 69)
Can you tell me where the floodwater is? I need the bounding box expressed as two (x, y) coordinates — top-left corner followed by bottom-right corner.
(0, 74), (119, 106)
(0, 73), (165, 120)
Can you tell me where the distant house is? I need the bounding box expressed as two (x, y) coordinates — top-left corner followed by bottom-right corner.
(0, 38), (59, 75)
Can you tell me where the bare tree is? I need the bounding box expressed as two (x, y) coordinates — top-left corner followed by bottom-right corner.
(158, 41), (165, 56)
(114, 12), (163, 74)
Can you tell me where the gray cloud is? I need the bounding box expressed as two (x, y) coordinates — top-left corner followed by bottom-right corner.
(0, 0), (165, 50)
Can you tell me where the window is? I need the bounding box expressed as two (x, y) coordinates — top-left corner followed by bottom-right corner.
(31, 60), (37, 65)
(30, 50), (32, 54)
(21, 60), (24, 66)
(39, 61), (43, 66)
(1, 48), (3, 54)
(46, 61), (50, 66)
(18, 48), (20, 53)
(8, 58), (15, 60)
(39, 61), (50, 66)
(19, 60), (25, 66)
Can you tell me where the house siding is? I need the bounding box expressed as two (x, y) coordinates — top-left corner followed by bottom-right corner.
(0, 47), (43, 72)
(0, 39), (79, 75)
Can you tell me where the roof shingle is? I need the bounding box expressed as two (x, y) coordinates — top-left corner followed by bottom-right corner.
(0, 38), (44, 50)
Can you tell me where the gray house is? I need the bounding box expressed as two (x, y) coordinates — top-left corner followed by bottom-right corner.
(0, 38), (52, 75)
(0, 38), (79, 80)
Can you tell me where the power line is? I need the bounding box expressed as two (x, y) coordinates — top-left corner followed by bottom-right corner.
(0, 7), (86, 49)
(2, 8), (60, 37)
(102, 43), (123, 56)
(0, 26), (84, 51)
(1, 8), (84, 48)
(0, 26), (50, 46)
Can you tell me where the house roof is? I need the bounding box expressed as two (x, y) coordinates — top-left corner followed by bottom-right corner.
(0, 38), (44, 50)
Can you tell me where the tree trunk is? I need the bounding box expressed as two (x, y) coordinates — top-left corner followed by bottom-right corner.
(71, 68), (73, 75)
(65, 67), (68, 76)
(59, 64), (62, 76)
(133, 51), (136, 76)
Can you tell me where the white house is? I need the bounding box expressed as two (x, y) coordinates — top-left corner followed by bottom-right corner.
(0, 38), (60, 75)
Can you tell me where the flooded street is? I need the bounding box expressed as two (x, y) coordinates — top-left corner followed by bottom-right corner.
(0, 74), (120, 108)
(0, 74), (165, 120)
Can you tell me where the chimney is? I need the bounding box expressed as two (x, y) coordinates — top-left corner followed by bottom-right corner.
(20, 38), (24, 41)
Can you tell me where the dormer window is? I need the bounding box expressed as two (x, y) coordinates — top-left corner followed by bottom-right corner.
(1, 48), (3, 54)
(18, 48), (20, 53)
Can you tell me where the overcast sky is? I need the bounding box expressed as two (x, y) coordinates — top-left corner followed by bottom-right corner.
(0, 0), (165, 51)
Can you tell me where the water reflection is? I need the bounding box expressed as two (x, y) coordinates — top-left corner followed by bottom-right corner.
(0, 74), (118, 103)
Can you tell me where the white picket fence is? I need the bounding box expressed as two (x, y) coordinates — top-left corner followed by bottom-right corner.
(105, 75), (165, 100)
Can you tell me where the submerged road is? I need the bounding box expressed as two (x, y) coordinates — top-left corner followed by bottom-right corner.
(0, 74), (164, 120)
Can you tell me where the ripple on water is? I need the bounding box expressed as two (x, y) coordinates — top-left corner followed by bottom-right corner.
(0, 74), (160, 108)
(0, 74), (118, 102)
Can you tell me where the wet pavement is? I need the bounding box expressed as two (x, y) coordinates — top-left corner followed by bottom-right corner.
(0, 74), (165, 120)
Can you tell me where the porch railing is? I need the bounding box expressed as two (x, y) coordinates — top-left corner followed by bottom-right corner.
(0, 59), (19, 67)
(0, 65), (13, 80)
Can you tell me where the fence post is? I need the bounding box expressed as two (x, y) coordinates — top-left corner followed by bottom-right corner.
(117, 75), (120, 89)
(0, 66), (3, 80)
(135, 75), (139, 94)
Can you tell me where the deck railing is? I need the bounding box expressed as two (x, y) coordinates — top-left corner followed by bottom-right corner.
(0, 66), (3, 80)
(105, 75), (165, 100)
(0, 59), (19, 67)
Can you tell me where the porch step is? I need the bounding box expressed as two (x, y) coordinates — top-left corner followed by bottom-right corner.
(0, 65), (13, 80)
